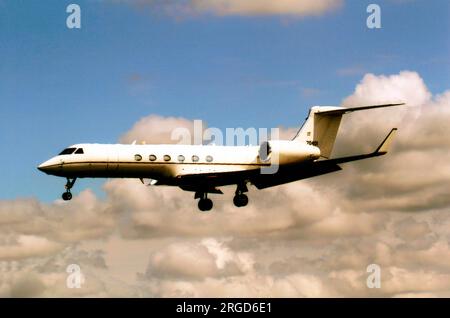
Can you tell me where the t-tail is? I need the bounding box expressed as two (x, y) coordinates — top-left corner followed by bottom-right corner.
(292, 103), (405, 159)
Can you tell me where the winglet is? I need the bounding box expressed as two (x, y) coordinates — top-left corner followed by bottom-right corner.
(375, 128), (398, 154)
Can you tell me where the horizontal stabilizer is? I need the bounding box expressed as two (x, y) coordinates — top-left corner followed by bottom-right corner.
(320, 128), (398, 165)
(317, 103), (405, 116)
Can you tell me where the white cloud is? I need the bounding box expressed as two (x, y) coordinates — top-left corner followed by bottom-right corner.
(342, 70), (431, 107)
(119, 0), (343, 18)
(141, 238), (253, 280)
(0, 235), (63, 261)
(119, 115), (199, 145)
(189, 0), (343, 17)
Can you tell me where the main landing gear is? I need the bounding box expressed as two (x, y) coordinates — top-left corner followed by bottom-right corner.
(233, 183), (249, 208)
(195, 192), (213, 212)
(194, 183), (250, 211)
(62, 178), (77, 201)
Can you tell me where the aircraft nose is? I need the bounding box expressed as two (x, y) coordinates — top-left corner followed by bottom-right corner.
(37, 162), (50, 173)
(37, 158), (60, 174)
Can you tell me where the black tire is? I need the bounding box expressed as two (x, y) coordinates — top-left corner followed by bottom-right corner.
(233, 195), (241, 207)
(239, 194), (248, 207)
(62, 192), (72, 201)
(198, 198), (213, 211)
(233, 194), (248, 207)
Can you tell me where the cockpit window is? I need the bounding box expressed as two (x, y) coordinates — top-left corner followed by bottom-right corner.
(59, 148), (76, 155)
(74, 148), (84, 154)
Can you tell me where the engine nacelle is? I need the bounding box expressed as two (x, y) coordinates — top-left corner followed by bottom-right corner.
(259, 140), (320, 165)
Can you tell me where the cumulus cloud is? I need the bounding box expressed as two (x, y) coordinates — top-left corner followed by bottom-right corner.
(0, 235), (63, 261)
(141, 238), (252, 280)
(332, 71), (450, 216)
(0, 245), (136, 297)
(1, 70), (449, 297)
(118, 0), (343, 18)
(0, 190), (115, 243)
(187, 0), (343, 17)
(342, 71), (431, 107)
(119, 115), (203, 145)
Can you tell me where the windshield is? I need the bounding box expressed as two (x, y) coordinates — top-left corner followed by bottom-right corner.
(58, 147), (76, 155)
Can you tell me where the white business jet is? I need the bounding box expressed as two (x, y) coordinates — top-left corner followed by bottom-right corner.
(38, 103), (402, 211)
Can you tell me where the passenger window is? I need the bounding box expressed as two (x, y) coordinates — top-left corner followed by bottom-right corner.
(74, 148), (84, 154)
(163, 155), (171, 161)
(58, 148), (76, 155)
(206, 155), (213, 162)
(149, 154), (157, 161)
(178, 155), (185, 162)
(134, 154), (142, 161)
(192, 155), (199, 162)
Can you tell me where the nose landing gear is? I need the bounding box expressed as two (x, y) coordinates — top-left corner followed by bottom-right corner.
(62, 178), (77, 201)
(62, 191), (72, 201)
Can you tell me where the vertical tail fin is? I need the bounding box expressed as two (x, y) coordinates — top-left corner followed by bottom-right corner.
(293, 106), (344, 159)
(293, 103), (405, 159)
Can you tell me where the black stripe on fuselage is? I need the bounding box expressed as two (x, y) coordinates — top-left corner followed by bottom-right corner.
(44, 161), (272, 168)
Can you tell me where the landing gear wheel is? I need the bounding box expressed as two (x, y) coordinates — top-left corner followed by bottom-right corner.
(62, 192), (72, 201)
(198, 198), (213, 211)
(62, 178), (77, 201)
(233, 182), (249, 208)
(233, 194), (248, 207)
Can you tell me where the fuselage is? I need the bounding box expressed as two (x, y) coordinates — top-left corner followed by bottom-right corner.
(36, 103), (401, 210)
(38, 142), (321, 186)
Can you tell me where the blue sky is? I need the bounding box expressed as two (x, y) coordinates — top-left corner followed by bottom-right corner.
(0, 0), (449, 201)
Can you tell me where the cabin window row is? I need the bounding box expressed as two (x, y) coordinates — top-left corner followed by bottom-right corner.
(134, 154), (213, 163)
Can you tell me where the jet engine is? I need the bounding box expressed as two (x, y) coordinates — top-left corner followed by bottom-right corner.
(259, 140), (320, 165)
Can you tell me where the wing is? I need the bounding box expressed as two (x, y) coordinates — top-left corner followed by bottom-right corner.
(251, 161), (342, 189)
(251, 128), (397, 189)
(176, 170), (258, 194)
